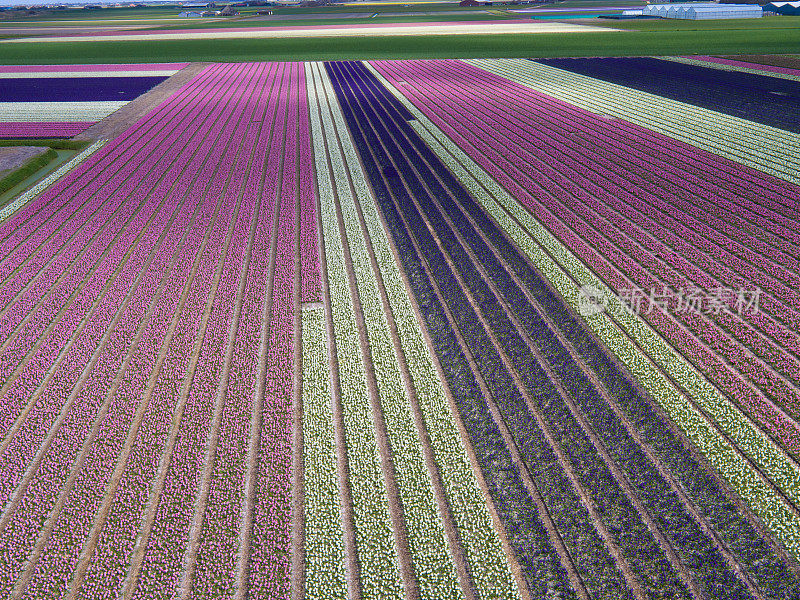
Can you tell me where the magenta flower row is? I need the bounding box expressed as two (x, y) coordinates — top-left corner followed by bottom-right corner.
(0, 122), (93, 138)
(0, 60), (319, 599)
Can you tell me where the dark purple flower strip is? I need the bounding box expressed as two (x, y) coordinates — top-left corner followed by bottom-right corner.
(0, 77), (167, 103)
(369, 59), (800, 461)
(535, 57), (800, 134)
(326, 59), (600, 600)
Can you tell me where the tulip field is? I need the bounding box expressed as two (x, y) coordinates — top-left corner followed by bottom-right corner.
(0, 63), (185, 138)
(2, 58), (800, 600)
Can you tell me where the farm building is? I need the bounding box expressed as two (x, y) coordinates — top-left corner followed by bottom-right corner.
(641, 2), (762, 18)
(764, 1), (800, 14)
(178, 10), (204, 16)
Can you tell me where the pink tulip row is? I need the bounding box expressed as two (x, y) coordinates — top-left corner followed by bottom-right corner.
(44, 61), (267, 600)
(187, 63), (288, 600)
(248, 61), (305, 600)
(132, 61), (293, 600)
(0, 60), (319, 599)
(0, 61), (253, 596)
(0, 62), (229, 446)
(369, 58), (800, 458)
(0, 122), (92, 138)
(80, 62), (274, 600)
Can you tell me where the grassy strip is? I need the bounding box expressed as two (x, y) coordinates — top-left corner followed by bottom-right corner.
(0, 147), (57, 197)
(2, 27), (800, 63)
(0, 139), (90, 150)
(0, 139), (104, 223)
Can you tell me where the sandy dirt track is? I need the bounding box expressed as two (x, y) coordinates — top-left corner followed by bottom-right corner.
(3, 20), (614, 43)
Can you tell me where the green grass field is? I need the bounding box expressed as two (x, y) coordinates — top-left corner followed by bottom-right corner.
(1, 18), (799, 63)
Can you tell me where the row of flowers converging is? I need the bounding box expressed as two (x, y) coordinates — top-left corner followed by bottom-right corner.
(0, 62), (318, 599)
(370, 57), (800, 562)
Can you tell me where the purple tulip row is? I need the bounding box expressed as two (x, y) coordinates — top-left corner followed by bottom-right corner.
(0, 122), (93, 138)
(0, 76), (168, 103)
(370, 58), (800, 459)
(0, 61), (318, 598)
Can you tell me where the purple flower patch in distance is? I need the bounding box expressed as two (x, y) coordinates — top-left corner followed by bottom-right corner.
(0, 77), (168, 103)
(535, 57), (800, 134)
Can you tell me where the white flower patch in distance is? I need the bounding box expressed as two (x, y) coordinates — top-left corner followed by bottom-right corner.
(0, 101), (127, 122)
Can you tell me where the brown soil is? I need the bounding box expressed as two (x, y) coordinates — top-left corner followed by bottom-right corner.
(74, 63), (210, 141)
(719, 54), (800, 70)
(0, 145), (49, 176)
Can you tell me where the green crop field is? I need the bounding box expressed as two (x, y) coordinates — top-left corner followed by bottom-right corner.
(1, 20), (800, 64)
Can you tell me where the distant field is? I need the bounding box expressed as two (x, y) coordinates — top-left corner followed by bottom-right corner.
(147, 13), (517, 30)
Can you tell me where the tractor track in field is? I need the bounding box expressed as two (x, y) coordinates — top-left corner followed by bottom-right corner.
(364, 134), (535, 600)
(324, 60), (577, 600)
(343, 113), (479, 600)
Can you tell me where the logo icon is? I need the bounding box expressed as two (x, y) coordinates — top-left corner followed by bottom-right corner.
(577, 285), (608, 317)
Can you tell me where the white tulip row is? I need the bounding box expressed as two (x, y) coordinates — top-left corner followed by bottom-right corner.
(662, 56), (800, 83)
(314, 62), (465, 600)
(301, 306), (348, 600)
(0, 139), (105, 224)
(362, 62), (522, 600)
(466, 58), (800, 187)
(311, 60), (521, 600)
(306, 60), (406, 600)
(367, 63), (800, 558)
(0, 101), (127, 122)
